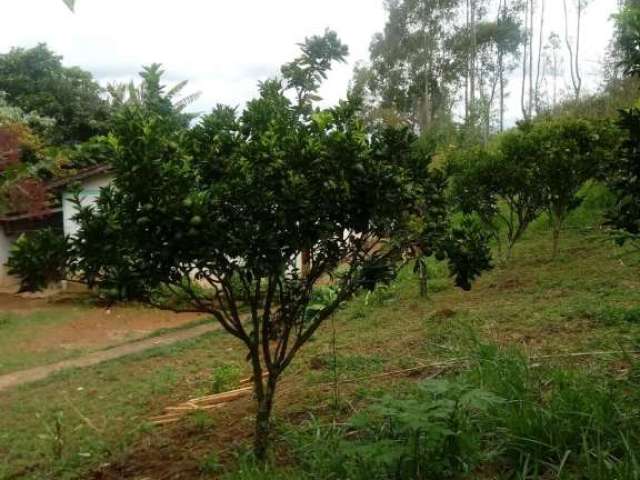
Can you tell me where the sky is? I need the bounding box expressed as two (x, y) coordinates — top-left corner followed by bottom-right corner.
(0, 0), (621, 123)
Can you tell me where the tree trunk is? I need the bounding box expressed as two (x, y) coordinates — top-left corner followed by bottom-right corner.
(419, 260), (428, 298)
(470, 0), (477, 122)
(301, 250), (311, 278)
(499, 49), (505, 131)
(521, 0), (529, 120)
(575, 0), (583, 100)
(563, 0), (580, 100)
(552, 225), (561, 259)
(254, 375), (277, 461)
(528, 0), (535, 117)
(535, 0), (546, 113)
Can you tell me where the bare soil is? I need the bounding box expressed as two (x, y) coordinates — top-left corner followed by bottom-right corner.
(0, 291), (206, 350)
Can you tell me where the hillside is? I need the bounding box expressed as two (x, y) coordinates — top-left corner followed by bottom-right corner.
(1, 200), (639, 479)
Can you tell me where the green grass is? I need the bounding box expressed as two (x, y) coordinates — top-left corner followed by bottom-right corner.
(0, 309), (86, 375)
(0, 329), (248, 480)
(1, 202), (639, 479)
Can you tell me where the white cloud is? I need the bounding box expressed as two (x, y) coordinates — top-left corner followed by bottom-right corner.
(0, 0), (386, 113)
(0, 0), (618, 122)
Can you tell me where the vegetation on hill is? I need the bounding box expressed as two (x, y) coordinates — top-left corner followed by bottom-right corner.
(2, 0), (640, 478)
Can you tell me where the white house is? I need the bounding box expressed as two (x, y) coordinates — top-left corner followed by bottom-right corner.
(0, 165), (113, 288)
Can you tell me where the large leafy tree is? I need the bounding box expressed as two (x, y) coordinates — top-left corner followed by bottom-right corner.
(65, 34), (491, 459)
(0, 44), (110, 144)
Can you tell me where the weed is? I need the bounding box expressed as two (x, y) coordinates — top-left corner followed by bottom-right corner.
(211, 363), (242, 394)
(187, 410), (216, 433)
(199, 452), (223, 475)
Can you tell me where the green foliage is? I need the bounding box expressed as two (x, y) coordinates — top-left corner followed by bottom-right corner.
(0, 44), (109, 143)
(6, 229), (69, 293)
(341, 379), (497, 479)
(613, 4), (640, 77)
(106, 63), (199, 131)
(65, 34), (491, 460)
(579, 304), (640, 326)
(449, 117), (618, 257)
(281, 30), (348, 113)
(607, 108), (640, 248)
(286, 344), (640, 480)
(211, 363), (242, 394)
(533, 117), (619, 255)
(449, 129), (546, 256)
(365, 0), (462, 131)
(199, 452), (223, 475)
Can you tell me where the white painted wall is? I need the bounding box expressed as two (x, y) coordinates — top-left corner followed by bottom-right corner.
(62, 173), (114, 237)
(0, 227), (17, 288)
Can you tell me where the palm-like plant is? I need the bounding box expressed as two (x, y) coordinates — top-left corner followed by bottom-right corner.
(106, 64), (201, 128)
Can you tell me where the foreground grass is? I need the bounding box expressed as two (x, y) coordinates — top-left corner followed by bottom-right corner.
(1, 214), (639, 479)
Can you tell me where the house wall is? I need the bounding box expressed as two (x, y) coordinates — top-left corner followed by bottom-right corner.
(62, 173), (114, 237)
(0, 227), (17, 288)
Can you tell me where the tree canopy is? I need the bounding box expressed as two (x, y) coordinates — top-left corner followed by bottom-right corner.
(0, 44), (109, 144)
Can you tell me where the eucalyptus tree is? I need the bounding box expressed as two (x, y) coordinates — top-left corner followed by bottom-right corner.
(367, 0), (462, 132)
(563, 0), (591, 100)
(495, 0), (524, 131)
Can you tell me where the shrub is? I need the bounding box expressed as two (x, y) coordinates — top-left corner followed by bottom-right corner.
(6, 228), (68, 292)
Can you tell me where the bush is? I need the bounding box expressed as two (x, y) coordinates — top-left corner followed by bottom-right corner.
(284, 344), (640, 479)
(6, 228), (68, 292)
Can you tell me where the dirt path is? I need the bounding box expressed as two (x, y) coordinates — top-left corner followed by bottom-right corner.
(0, 322), (218, 392)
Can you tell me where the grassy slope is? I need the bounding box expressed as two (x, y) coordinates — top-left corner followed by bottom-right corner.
(1, 210), (639, 479)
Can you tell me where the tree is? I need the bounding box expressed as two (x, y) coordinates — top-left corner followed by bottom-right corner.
(533, 117), (618, 256)
(563, 0), (590, 100)
(66, 36), (491, 460)
(607, 108), (640, 248)
(0, 44), (110, 143)
(495, 0), (524, 131)
(366, 0), (462, 132)
(449, 123), (546, 258)
(606, 1), (640, 249)
(613, 2), (640, 77)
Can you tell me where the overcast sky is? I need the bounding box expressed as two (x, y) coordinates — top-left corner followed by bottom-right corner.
(0, 0), (621, 123)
